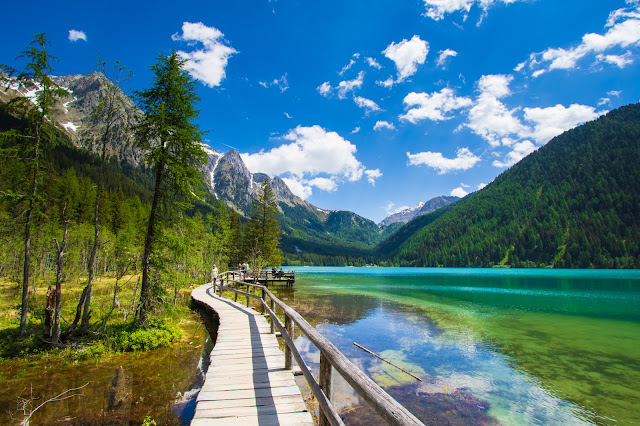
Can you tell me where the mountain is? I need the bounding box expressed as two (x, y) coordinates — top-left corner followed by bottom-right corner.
(380, 103), (640, 268)
(2, 71), (384, 262)
(379, 196), (459, 227)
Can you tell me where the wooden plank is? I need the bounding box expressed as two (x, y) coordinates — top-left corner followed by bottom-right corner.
(191, 412), (315, 426)
(195, 395), (305, 410)
(197, 385), (304, 401)
(193, 401), (309, 419)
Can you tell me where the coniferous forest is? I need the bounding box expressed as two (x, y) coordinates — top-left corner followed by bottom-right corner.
(379, 103), (640, 268)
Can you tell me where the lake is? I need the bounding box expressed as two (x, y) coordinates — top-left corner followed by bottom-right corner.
(273, 267), (640, 425)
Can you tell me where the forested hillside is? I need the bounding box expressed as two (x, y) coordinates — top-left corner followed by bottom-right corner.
(383, 103), (640, 268)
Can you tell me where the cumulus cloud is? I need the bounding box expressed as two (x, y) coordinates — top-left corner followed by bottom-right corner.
(319, 72), (365, 99)
(365, 169), (383, 185)
(519, 4), (640, 76)
(466, 74), (604, 165)
(354, 96), (381, 114)
(467, 74), (526, 146)
(596, 51), (634, 67)
(317, 81), (332, 97)
(436, 49), (458, 67)
(308, 177), (338, 191)
(378, 35), (429, 87)
(374, 120), (396, 131)
(366, 57), (383, 69)
(523, 104), (601, 143)
(337, 71), (364, 98)
(400, 88), (472, 123)
(68, 30), (87, 42)
(477, 182), (487, 190)
(241, 125), (374, 199)
(172, 22), (237, 88)
(492, 140), (537, 167)
(421, 0), (523, 22)
(450, 186), (469, 197)
(407, 147), (481, 174)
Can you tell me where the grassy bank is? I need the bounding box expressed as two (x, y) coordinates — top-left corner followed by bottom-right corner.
(0, 274), (202, 359)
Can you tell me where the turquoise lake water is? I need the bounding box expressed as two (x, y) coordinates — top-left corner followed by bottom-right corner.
(275, 267), (640, 425)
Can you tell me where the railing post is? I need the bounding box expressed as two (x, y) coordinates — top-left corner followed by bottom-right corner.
(234, 282), (238, 302)
(319, 352), (332, 426)
(246, 284), (251, 307)
(284, 314), (294, 370)
(270, 299), (276, 334)
(261, 287), (266, 314)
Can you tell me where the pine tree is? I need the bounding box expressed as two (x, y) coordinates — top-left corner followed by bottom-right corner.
(1, 33), (68, 336)
(243, 178), (283, 266)
(134, 51), (207, 324)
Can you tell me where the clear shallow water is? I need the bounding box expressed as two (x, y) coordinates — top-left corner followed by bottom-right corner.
(278, 267), (640, 425)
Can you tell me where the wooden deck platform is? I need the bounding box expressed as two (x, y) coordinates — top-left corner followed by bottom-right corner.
(191, 284), (314, 425)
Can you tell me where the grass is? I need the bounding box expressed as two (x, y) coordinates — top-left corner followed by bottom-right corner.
(0, 273), (200, 359)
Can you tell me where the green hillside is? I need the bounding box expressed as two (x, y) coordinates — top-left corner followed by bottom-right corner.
(383, 103), (640, 268)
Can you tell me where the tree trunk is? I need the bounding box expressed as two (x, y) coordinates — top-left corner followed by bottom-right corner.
(51, 215), (71, 344)
(137, 161), (164, 325)
(19, 124), (41, 338)
(43, 286), (55, 339)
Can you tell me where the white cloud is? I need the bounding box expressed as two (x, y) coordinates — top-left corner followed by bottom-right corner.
(374, 120), (396, 131)
(308, 177), (338, 192)
(317, 81), (332, 97)
(384, 202), (411, 215)
(400, 88), (472, 123)
(492, 140), (537, 168)
(354, 96), (381, 114)
(284, 112), (292, 119)
(366, 57), (382, 69)
(365, 169), (383, 185)
(172, 22), (237, 88)
(598, 97), (610, 106)
(421, 0), (523, 22)
(68, 30), (87, 42)
(436, 49), (458, 67)
(337, 71), (364, 98)
(596, 51), (634, 67)
(351, 126), (361, 134)
(281, 177), (313, 199)
(607, 90), (622, 97)
(477, 182), (487, 190)
(467, 74), (526, 146)
(339, 59), (356, 75)
(521, 4), (640, 75)
(407, 147), (481, 174)
(523, 104), (601, 144)
(320, 72), (365, 99)
(241, 125), (376, 199)
(259, 73), (289, 92)
(450, 186), (469, 198)
(380, 35), (429, 86)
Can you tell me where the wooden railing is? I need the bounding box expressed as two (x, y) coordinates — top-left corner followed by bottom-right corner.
(232, 268), (296, 284)
(211, 271), (424, 426)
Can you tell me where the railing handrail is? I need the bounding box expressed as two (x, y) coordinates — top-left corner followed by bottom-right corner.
(209, 272), (424, 426)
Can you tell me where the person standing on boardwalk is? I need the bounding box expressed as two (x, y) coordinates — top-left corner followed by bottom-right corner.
(211, 264), (218, 285)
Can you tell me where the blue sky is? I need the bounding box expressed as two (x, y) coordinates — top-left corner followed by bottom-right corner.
(2, 0), (639, 223)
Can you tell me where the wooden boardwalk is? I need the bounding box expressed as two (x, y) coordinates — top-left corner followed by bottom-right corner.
(191, 284), (314, 425)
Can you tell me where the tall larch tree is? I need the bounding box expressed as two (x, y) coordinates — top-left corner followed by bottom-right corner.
(0, 33), (68, 337)
(244, 178), (283, 266)
(67, 60), (133, 335)
(134, 51), (207, 324)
